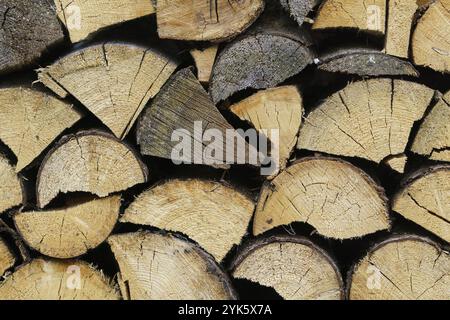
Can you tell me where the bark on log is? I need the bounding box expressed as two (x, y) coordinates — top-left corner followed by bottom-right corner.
(0, 87), (82, 172)
(38, 43), (178, 139)
(0, 0), (64, 74)
(190, 45), (219, 85)
(156, 0), (264, 41)
(14, 195), (121, 259)
(36, 130), (148, 208)
(230, 235), (344, 300)
(392, 165), (450, 243)
(297, 79), (435, 163)
(121, 179), (254, 262)
(280, 0), (320, 26)
(0, 154), (23, 215)
(348, 235), (450, 300)
(108, 231), (237, 300)
(0, 258), (120, 300)
(253, 157), (390, 239)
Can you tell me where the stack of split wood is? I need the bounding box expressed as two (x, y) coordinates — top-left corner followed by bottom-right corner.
(0, 0), (449, 300)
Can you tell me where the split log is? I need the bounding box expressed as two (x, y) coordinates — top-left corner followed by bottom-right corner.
(14, 195), (121, 259)
(253, 157), (390, 239)
(0, 87), (82, 172)
(280, 0), (320, 26)
(383, 154), (408, 174)
(0, 259), (120, 300)
(121, 179), (255, 262)
(411, 92), (450, 161)
(0, 219), (29, 263)
(190, 45), (219, 85)
(392, 165), (450, 243)
(38, 43), (178, 139)
(108, 231), (237, 300)
(348, 235), (450, 300)
(317, 48), (419, 77)
(229, 86), (303, 177)
(312, 0), (386, 35)
(0, 236), (15, 276)
(297, 79), (435, 163)
(54, 0), (155, 43)
(230, 235), (344, 300)
(0, 154), (23, 215)
(156, 0), (264, 41)
(0, 0), (64, 74)
(411, 0), (450, 73)
(36, 131), (148, 208)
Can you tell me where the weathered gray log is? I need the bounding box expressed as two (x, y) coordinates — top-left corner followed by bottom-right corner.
(279, 0), (321, 26)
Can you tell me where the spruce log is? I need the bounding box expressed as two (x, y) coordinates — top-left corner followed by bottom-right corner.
(0, 259), (120, 300)
(297, 79), (435, 163)
(0, 154), (23, 215)
(253, 157), (390, 239)
(411, 0), (450, 73)
(0, 236), (15, 276)
(156, 0), (264, 41)
(0, 0), (64, 74)
(38, 43), (177, 139)
(229, 86), (303, 177)
(312, 0), (386, 35)
(348, 235), (450, 300)
(230, 235), (344, 300)
(280, 0), (320, 26)
(317, 48), (419, 77)
(121, 179), (255, 262)
(411, 92), (450, 161)
(190, 45), (219, 85)
(14, 195), (121, 259)
(36, 130), (148, 208)
(54, 0), (155, 43)
(0, 87), (82, 172)
(392, 165), (450, 243)
(108, 231), (237, 300)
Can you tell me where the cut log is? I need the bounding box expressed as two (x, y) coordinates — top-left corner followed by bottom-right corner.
(54, 0), (155, 43)
(156, 0), (264, 41)
(190, 45), (219, 85)
(14, 195), (121, 259)
(0, 0), (64, 74)
(411, 0), (450, 73)
(229, 86), (303, 177)
(280, 0), (320, 26)
(253, 157), (390, 239)
(0, 87), (82, 172)
(0, 258), (120, 300)
(0, 154), (23, 215)
(317, 48), (419, 77)
(312, 0), (386, 34)
(392, 165), (450, 243)
(297, 79), (435, 163)
(36, 130), (148, 208)
(383, 154), (408, 173)
(209, 28), (314, 103)
(230, 235), (344, 300)
(38, 43), (178, 139)
(121, 179), (254, 262)
(411, 93), (450, 161)
(348, 235), (450, 300)
(0, 236), (15, 276)
(0, 219), (29, 263)
(108, 231), (237, 300)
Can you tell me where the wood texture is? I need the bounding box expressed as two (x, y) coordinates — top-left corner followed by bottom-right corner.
(280, 0), (319, 26)
(0, 154), (23, 215)
(190, 45), (219, 84)
(383, 154), (408, 173)
(0, 236), (15, 276)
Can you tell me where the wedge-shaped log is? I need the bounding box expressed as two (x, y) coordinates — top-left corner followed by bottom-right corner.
(280, 0), (319, 26)
(108, 231), (237, 300)
(36, 131), (148, 208)
(0, 236), (15, 276)
(253, 157), (390, 239)
(0, 154), (23, 215)
(190, 45), (219, 84)
(38, 43), (177, 139)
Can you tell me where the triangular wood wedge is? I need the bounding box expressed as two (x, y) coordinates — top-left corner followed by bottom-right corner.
(38, 43), (178, 139)
(280, 0), (320, 26)
(54, 0), (155, 43)
(253, 157), (390, 239)
(230, 236), (344, 300)
(392, 165), (450, 243)
(383, 154), (408, 174)
(156, 0), (264, 41)
(0, 154), (23, 215)
(190, 45), (219, 84)
(297, 79), (435, 163)
(0, 259), (120, 300)
(108, 231), (237, 300)
(36, 131), (148, 208)
(121, 179), (255, 261)
(0, 87), (82, 172)
(348, 236), (450, 300)
(0, 236), (15, 276)
(14, 195), (121, 259)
